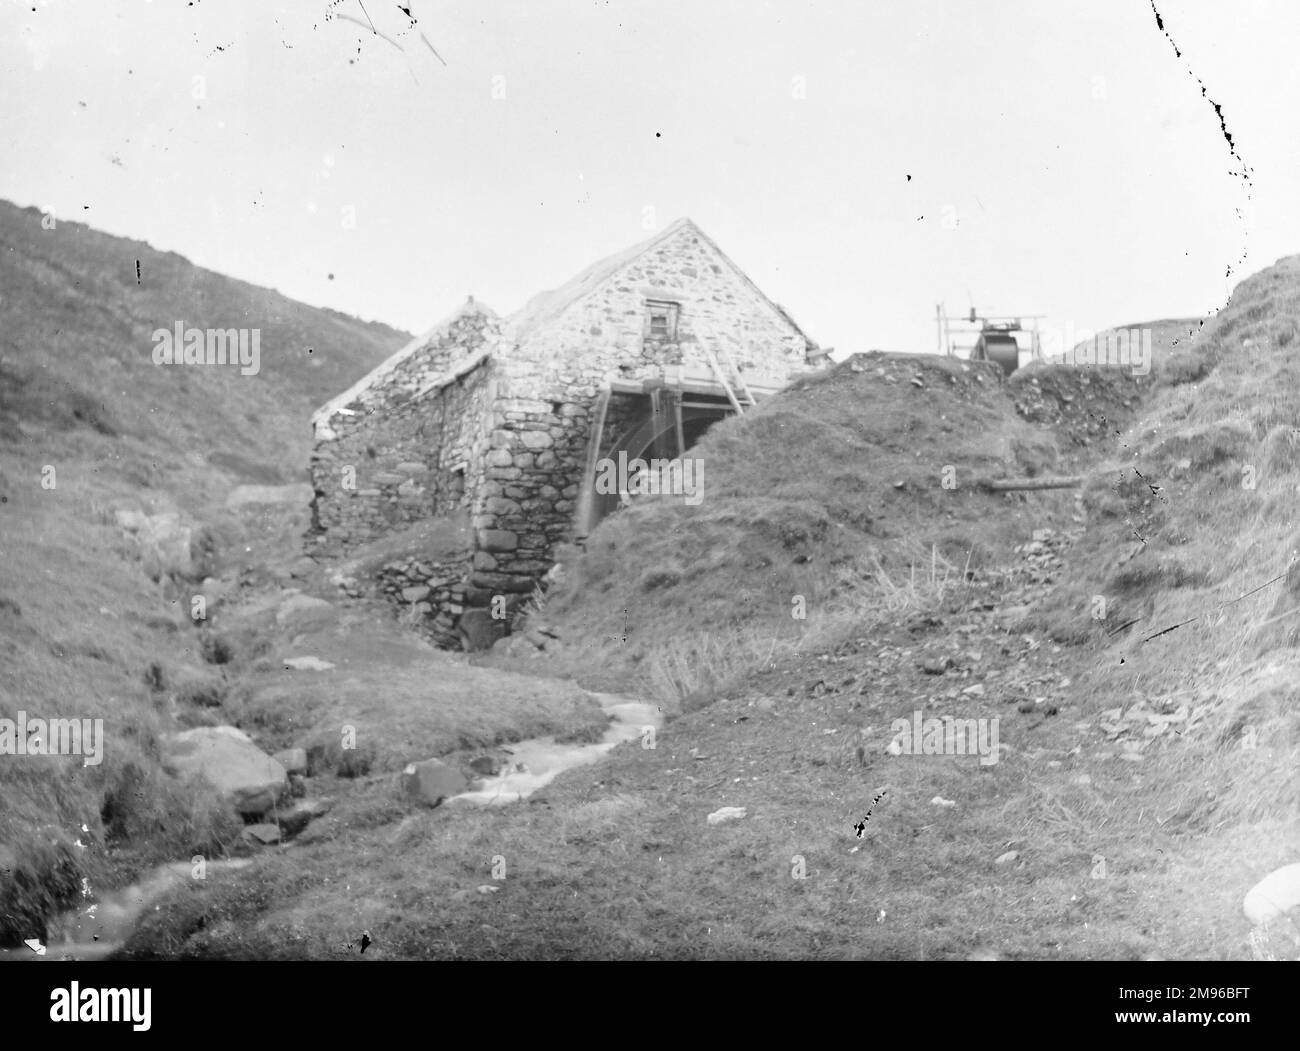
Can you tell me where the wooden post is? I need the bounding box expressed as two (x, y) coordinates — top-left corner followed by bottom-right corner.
(573, 387), (612, 540)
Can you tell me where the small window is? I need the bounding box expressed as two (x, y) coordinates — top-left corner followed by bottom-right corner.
(645, 299), (680, 342)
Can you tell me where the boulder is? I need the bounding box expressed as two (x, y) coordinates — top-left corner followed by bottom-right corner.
(469, 755), (502, 777)
(197, 576), (234, 608)
(920, 654), (951, 675)
(459, 609), (505, 652)
(1244, 863), (1300, 927)
(241, 823), (282, 846)
(706, 806), (747, 825)
(275, 594), (336, 632)
(272, 748), (309, 776)
(274, 798), (333, 838)
(494, 634), (540, 659)
(163, 726), (288, 817)
(401, 759), (468, 808)
(282, 656), (335, 672)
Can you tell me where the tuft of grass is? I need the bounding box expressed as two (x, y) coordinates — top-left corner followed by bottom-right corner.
(638, 544), (971, 714)
(644, 629), (789, 713)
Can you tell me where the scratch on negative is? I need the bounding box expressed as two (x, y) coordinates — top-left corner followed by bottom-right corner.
(1147, 0), (1252, 280)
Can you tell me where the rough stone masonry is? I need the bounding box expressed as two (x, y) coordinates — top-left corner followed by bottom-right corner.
(308, 218), (819, 645)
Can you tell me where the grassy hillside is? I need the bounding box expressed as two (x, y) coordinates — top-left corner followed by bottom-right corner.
(7, 191), (1298, 959)
(0, 200), (409, 944)
(535, 351), (1124, 700)
(0, 199), (409, 506)
(117, 259), (1300, 960)
(519, 312), (1206, 701)
(1037, 255), (1300, 826)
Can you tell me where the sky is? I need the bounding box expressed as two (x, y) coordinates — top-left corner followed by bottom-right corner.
(1, 0), (1296, 358)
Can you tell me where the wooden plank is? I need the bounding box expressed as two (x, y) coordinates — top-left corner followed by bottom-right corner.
(679, 399), (736, 410)
(608, 378), (647, 394)
(610, 374), (784, 400)
(720, 345), (756, 405)
(978, 475), (1084, 492)
(704, 347), (745, 413)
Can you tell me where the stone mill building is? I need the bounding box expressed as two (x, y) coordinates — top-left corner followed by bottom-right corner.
(308, 217), (822, 646)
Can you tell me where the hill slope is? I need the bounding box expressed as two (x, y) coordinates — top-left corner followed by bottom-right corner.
(536, 349), (1147, 699)
(0, 200), (409, 944)
(95, 257), (1300, 962)
(0, 199), (409, 506)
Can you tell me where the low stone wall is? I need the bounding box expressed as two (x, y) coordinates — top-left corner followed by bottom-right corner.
(374, 552), (474, 648)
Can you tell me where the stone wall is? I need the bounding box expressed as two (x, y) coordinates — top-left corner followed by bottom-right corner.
(461, 222), (813, 597)
(333, 300), (499, 417)
(308, 308), (498, 557)
(375, 552), (474, 648)
(507, 223), (809, 376)
(467, 391), (588, 604)
(308, 222), (814, 642)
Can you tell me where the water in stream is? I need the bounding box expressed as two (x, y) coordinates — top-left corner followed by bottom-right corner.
(0, 859), (253, 962)
(1, 692), (660, 959)
(448, 693), (662, 805)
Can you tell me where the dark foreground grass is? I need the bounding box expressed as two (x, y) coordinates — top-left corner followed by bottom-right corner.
(0, 458), (244, 944)
(120, 613), (1289, 961)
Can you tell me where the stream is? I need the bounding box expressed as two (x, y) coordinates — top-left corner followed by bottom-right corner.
(2, 691), (661, 959)
(0, 859), (253, 962)
(448, 692), (663, 805)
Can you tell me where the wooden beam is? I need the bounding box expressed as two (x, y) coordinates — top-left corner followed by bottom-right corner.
(704, 348), (745, 413)
(720, 344), (756, 405)
(977, 475), (1084, 492)
(609, 375), (785, 399)
(673, 393), (686, 458)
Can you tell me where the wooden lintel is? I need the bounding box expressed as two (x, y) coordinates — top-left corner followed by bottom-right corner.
(607, 377), (781, 400)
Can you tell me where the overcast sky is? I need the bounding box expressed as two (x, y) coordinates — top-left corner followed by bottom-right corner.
(2, 0), (1296, 356)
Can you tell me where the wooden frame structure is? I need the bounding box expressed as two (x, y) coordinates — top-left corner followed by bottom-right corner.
(935, 304), (1045, 372)
(573, 361), (786, 540)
